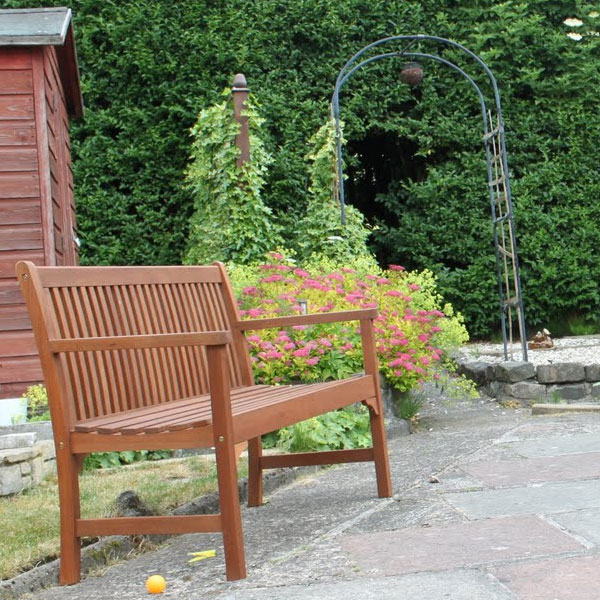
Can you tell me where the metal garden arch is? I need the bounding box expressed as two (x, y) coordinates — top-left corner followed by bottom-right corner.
(332, 35), (528, 361)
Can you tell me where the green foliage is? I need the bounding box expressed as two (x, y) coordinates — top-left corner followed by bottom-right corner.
(184, 95), (282, 264)
(236, 253), (469, 393)
(4, 0), (600, 337)
(22, 384), (50, 422)
(83, 449), (173, 470)
(266, 406), (372, 453)
(393, 391), (424, 421)
(353, 1), (600, 337)
(435, 372), (481, 401)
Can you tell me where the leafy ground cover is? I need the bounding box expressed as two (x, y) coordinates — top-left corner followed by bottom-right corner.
(0, 456), (246, 581)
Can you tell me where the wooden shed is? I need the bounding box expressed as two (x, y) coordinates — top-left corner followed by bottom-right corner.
(0, 7), (83, 403)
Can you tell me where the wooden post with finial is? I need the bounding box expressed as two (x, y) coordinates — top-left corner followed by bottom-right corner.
(231, 73), (250, 166)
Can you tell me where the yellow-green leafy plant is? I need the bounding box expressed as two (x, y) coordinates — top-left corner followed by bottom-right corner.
(296, 119), (372, 263)
(184, 94), (282, 265)
(23, 384), (50, 422)
(236, 252), (469, 393)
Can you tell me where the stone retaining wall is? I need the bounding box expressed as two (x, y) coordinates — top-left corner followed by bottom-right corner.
(0, 433), (56, 496)
(458, 360), (600, 405)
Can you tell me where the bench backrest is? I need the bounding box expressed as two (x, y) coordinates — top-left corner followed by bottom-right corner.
(17, 262), (253, 425)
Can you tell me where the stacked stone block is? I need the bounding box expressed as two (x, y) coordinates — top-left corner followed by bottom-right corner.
(0, 432), (56, 496)
(459, 360), (600, 406)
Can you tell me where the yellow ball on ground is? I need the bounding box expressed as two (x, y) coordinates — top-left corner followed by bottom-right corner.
(146, 574), (166, 594)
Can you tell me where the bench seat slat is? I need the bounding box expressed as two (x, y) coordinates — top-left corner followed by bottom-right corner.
(103, 404), (211, 434)
(72, 377), (375, 437)
(72, 386), (273, 432)
(74, 382), (344, 433)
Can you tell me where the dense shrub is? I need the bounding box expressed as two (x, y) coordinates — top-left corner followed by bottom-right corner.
(5, 0), (600, 336)
(233, 253), (468, 393)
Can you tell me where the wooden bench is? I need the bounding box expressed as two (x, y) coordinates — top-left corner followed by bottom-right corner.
(17, 260), (392, 584)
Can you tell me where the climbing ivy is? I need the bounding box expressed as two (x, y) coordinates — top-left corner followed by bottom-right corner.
(296, 119), (372, 264)
(184, 94), (281, 265)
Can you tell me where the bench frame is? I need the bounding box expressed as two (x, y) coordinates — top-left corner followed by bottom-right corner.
(17, 260), (392, 584)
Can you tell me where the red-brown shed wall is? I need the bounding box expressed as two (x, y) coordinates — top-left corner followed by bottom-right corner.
(0, 45), (78, 399)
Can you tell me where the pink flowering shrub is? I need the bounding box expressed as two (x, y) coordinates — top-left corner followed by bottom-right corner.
(236, 253), (468, 393)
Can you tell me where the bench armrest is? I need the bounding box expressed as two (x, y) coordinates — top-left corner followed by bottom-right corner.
(236, 308), (378, 331)
(47, 331), (232, 353)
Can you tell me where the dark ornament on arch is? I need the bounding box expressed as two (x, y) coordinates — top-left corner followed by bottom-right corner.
(400, 62), (424, 86)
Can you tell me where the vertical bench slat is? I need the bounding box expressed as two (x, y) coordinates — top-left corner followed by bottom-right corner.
(78, 287), (97, 335)
(57, 287), (97, 419)
(95, 287), (120, 414)
(185, 282), (211, 393)
(111, 285), (145, 414)
(81, 287), (114, 415)
(173, 283), (197, 397)
(154, 284), (181, 401)
(138, 284), (167, 405)
(174, 283), (205, 397)
(95, 286), (131, 413)
(97, 286), (133, 412)
(159, 283), (186, 401)
(124, 285), (159, 409)
(106, 285), (126, 335)
(48, 287), (84, 419)
(85, 287), (118, 415)
(68, 286), (88, 335)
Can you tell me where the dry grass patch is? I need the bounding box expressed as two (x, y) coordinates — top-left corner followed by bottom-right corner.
(0, 455), (247, 581)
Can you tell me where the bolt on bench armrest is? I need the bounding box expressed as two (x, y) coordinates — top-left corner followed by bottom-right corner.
(47, 331), (232, 353)
(236, 308), (378, 331)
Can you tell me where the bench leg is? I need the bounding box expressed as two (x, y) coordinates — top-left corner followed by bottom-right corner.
(215, 437), (247, 580)
(247, 436), (263, 507)
(57, 452), (82, 584)
(368, 406), (393, 498)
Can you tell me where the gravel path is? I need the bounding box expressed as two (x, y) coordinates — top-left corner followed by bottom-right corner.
(458, 335), (600, 366)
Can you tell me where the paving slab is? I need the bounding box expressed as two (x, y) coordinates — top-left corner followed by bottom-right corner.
(551, 508), (600, 546)
(490, 555), (600, 600)
(340, 515), (582, 576)
(215, 570), (515, 600)
(462, 452), (600, 487)
(446, 479), (600, 519)
(509, 433), (600, 457)
(495, 416), (600, 443)
(532, 403), (600, 415)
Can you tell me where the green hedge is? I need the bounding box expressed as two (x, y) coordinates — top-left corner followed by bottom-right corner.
(6, 0), (600, 336)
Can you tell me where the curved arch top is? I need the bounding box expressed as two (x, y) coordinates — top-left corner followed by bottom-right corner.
(333, 34), (501, 109)
(331, 34), (508, 221)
